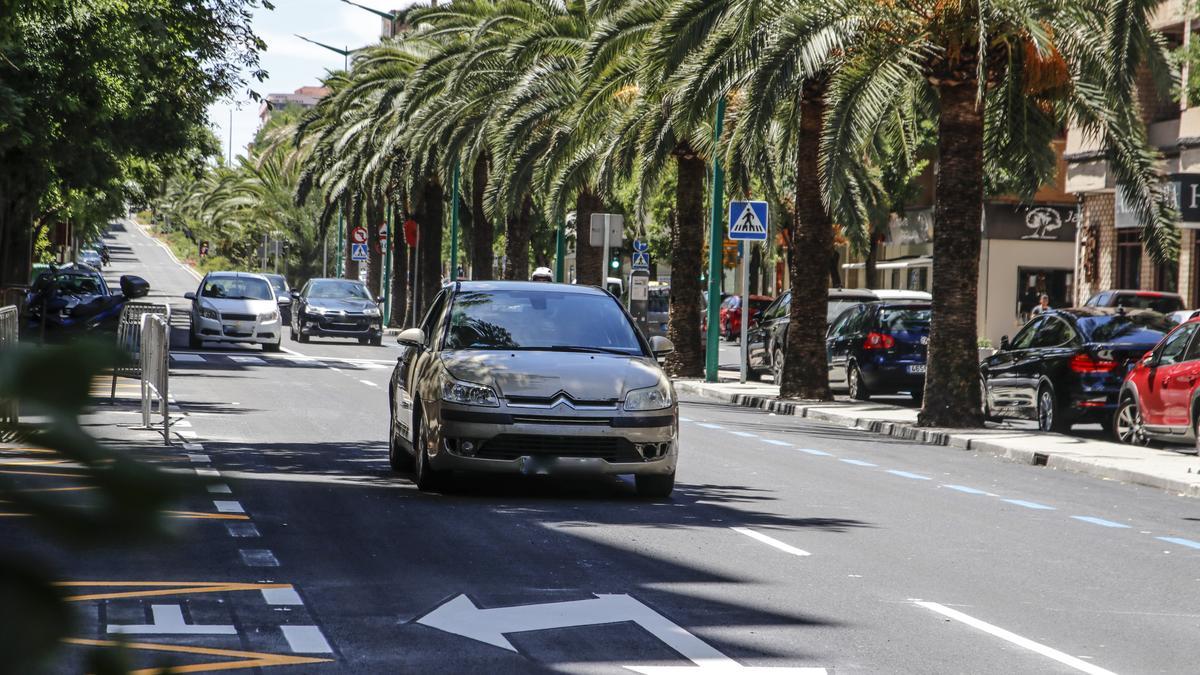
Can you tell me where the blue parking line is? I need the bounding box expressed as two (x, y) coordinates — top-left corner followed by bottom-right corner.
(1157, 536), (1200, 550)
(886, 470), (932, 481)
(797, 448), (833, 457)
(729, 431), (758, 438)
(762, 439), (791, 447)
(942, 484), (989, 495)
(1002, 499), (1056, 511)
(1071, 516), (1130, 528)
(696, 423), (723, 430)
(678, 416), (693, 423)
(840, 459), (878, 467)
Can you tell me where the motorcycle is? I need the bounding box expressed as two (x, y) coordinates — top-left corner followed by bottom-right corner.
(23, 268), (151, 342)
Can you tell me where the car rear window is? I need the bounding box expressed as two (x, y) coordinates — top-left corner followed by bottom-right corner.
(827, 298), (873, 323)
(1076, 313), (1177, 344)
(1110, 293), (1184, 313)
(879, 306), (931, 332)
(750, 299), (773, 312)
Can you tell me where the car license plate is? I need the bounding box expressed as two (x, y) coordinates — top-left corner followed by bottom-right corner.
(224, 322), (252, 333)
(907, 364), (927, 374)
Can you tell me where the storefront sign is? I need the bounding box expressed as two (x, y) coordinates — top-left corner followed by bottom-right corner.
(983, 204), (1077, 242)
(1116, 175), (1200, 229)
(885, 208), (933, 245)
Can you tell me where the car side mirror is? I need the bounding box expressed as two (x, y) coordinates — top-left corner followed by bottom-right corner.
(649, 335), (674, 358)
(290, 289), (300, 298)
(999, 335), (1010, 351)
(397, 327), (425, 348)
(119, 275), (150, 299)
(184, 291), (196, 301)
(277, 296), (292, 306)
(376, 296), (385, 304)
(1142, 352), (1157, 368)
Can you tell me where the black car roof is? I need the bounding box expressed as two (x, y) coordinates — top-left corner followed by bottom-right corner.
(455, 280), (609, 296)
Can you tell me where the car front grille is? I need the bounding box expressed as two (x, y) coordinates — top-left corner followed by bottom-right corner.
(476, 434), (640, 462)
(221, 313), (256, 321)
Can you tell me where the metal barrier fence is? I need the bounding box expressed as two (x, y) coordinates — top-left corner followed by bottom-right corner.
(140, 313), (170, 445)
(0, 305), (17, 426)
(111, 302), (171, 400)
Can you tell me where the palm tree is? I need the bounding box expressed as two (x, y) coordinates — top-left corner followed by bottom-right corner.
(822, 0), (1178, 427)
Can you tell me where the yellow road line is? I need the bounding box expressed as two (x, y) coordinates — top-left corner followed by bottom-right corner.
(56, 581), (293, 602)
(0, 447), (57, 454)
(166, 511), (250, 521)
(62, 638), (331, 672)
(0, 458), (71, 466)
(0, 469), (87, 478)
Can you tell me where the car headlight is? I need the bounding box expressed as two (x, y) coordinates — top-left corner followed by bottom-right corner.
(624, 381), (673, 411)
(258, 311), (279, 322)
(199, 307), (219, 321)
(307, 306), (326, 315)
(363, 307), (381, 317)
(441, 376), (499, 407)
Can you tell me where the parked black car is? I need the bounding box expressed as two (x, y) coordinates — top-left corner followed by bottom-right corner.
(827, 303), (930, 403)
(980, 308), (1176, 432)
(290, 278), (384, 345)
(1084, 290), (1184, 314)
(263, 274), (292, 324)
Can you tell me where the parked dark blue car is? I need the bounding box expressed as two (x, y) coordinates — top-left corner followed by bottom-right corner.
(827, 302), (930, 403)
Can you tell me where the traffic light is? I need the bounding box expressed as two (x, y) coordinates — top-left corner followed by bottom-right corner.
(610, 252), (621, 270)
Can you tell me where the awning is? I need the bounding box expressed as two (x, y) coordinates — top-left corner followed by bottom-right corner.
(842, 256), (932, 271)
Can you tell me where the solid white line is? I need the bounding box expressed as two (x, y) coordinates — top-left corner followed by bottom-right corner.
(262, 587), (304, 606)
(731, 526), (811, 557)
(281, 625), (333, 653)
(913, 601), (1116, 675)
(359, 379), (379, 387)
(279, 346), (308, 357)
(213, 500), (244, 514)
(195, 467), (220, 478)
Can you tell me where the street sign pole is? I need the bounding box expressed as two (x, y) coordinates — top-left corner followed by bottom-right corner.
(450, 162), (460, 280)
(384, 202), (392, 325)
(337, 206), (344, 278)
(555, 218), (565, 283)
(705, 98), (726, 383)
(740, 243), (750, 384)
(601, 214), (611, 288)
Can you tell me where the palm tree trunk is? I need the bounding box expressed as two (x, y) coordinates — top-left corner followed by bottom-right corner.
(503, 195), (533, 280)
(343, 195), (361, 281)
(390, 211), (407, 328)
(662, 146), (706, 377)
(470, 156), (493, 280)
(0, 190), (34, 287)
(417, 178), (444, 314)
(917, 82), (984, 427)
(574, 188), (604, 286)
(367, 196), (383, 298)
(780, 92), (833, 400)
(865, 233), (879, 288)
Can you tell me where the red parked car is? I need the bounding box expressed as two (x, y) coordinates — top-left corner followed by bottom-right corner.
(718, 295), (774, 341)
(1115, 316), (1200, 450)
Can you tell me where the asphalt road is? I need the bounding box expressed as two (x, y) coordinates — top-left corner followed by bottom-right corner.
(11, 221), (1200, 674)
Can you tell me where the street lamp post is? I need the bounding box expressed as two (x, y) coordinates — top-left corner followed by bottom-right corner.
(449, 163), (460, 279)
(337, 0), (401, 37)
(705, 98), (726, 383)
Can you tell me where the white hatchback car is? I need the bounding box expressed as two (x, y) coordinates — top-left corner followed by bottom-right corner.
(185, 272), (285, 351)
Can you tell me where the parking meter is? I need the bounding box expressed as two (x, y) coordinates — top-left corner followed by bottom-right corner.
(628, 271), (649, 336)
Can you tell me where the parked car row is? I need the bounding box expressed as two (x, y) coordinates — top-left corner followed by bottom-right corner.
(184, 271), (384, 351)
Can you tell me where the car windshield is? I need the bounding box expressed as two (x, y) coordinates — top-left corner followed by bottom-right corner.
(42, 273), (104, 295)
(444, 289), (643, 355)
(1110, 293), (1183, 313)
(1077, 313), (1177, 344)
(750, 298), (773, 312)
(308, 280), (371, 300)
(264, 275), (287, 293)
(202, 276), (273, 300)
(828, 298), (873, 322)
(880, 306), (931, 331)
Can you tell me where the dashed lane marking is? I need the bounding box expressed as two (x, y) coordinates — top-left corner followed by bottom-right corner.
(1071, 516), (1129, 528)
(728, 431), (757, 438)
(281, 625), (334, 654)
(696, 423), (723, 430)
(731, 526), (811, 557)
(885, 470), (932, 481)
(228, 355), (266, 365)
(187, 454), (210, 463)
(207, 484), (232, 494)
(262, 587), (304, 606)
(170, 354), (206, 363)
(942, 484), (990, 495)
(913, 601), (1116, 675)
(1002, 499), (1055, 511)
(1156, 536), (1200, 550)
(226, 522), (260, 538)
(213, 500), (244, 514)
(167, 511), (249, 521)
(240, 549), (280, 567)
(359, 379), (379, 387)
(839, 459), (878, 467)
(762, 439), (792, 446)
(797, 448), (833, 457)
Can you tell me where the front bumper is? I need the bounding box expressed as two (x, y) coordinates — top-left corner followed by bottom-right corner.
(428, 406), (678, 476)
(299, 312), (382, 338)
(195, 315), (280, 344)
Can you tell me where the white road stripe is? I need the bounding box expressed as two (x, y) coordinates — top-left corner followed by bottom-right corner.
(728, 431), (757, 438)
(678, 416), (693, 422)
(797, 448), (833, 457)
(186, 454), (210, 463)
(176, 430), (198, 439)
(182, 442), (204, 451)
(731, 527), (811, 557)
(213, 500), (244, 514)
(229, 355), (266, 365)
(359, 379), (379, 387)
(262, 587), (304, 606)
(762, 439), (792, 447)
(207, 484), (232, 494)
(281, 625), (333, 653)
(195, 467), (220, 478)
(840, 459), (877, 467)
(913, 601), (1116, 675)
(170, 353), (205, 362)
(696, 423), (723, 430)
(240, 549), (280, 567)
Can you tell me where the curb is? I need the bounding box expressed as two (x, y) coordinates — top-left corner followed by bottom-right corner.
(674, 380), (1200, 499)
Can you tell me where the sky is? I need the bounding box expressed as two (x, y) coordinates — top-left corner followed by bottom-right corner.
(206, 0), (418, 161)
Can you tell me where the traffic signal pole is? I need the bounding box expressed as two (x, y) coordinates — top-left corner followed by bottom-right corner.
(705, 98), (726, 383)
(384, 201), (392, 324)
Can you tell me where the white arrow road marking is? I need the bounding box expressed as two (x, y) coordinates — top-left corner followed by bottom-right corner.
(108, 604), (235, 635)
(913, 601), (1116, 675)
(417, 594), (825, 673)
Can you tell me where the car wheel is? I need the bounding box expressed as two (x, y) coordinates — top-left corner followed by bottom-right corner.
(1115, 397), (1147, 445)
(412, 411), (447, 492)
(358, 337), (370, 345)
(297, 329), (309, 343)
(1037, 385), (1069, 433)
(771, 347), (784, 384)
(1192, 411), (1200, 455)
(388, 404), (413, 472)
(847, 363), (870, 401)
(635, 472), (675, 499)
(724, 322), (734, 342)
(263, 339), (281, 353)
(370, 335), (382, 346)
(188, 329), (201, 350)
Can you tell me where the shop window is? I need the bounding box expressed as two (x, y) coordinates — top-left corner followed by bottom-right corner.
(906, 266), (929, 291)
(1115, 230), (1142, 289)
(1017, 267), (1073, 322)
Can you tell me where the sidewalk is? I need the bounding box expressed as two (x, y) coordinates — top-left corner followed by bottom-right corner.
(676, 378), (1200, 498)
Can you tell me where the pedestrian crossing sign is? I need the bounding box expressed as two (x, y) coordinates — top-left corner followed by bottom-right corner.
(350, 242), (369, 261)
(632, 250), (650, 271)
(728, 200), (769, 241)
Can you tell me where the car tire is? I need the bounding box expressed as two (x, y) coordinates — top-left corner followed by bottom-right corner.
(1115, 397), (1148, 445)
(1192, 410), (1200, 455)
(724, 322), (734, 342)
(263, 339), (281, 353)
(370, 335), (382, 346)
(297, 329), (309, 343)
(188, 329), (201, 350)
(412, 412), (447, 492)
(1037, 385), (1069, 433)
(847, 363), (870, 401)
(635, 472), (675, 499)
(358, 337), (370, 345)
(388, 405), (413, 472)
(771, 347), (784, 384)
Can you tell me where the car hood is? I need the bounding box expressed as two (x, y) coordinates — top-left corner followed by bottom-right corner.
(200, 297), (277, 314)
(440, 350), (663, 401)
(305, 298), (377, 313)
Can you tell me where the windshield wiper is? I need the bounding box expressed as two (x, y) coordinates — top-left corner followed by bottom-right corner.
(544, 345), (632, 355)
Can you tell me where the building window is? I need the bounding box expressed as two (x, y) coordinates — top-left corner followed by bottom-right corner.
(1115, 230), (1142, 289)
